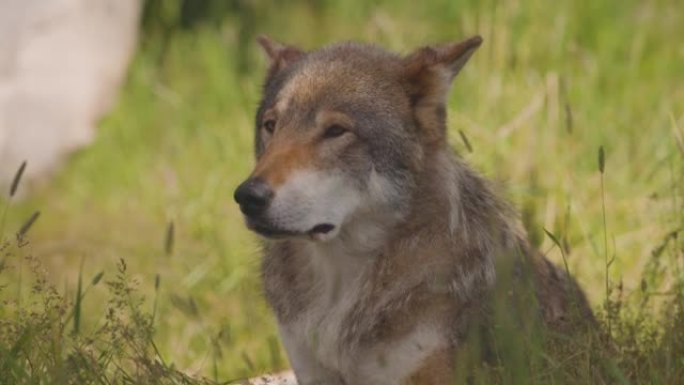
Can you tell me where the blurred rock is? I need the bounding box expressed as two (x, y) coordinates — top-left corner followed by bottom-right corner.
(246, 371), (297, 385)
(0, 0), (141, 192)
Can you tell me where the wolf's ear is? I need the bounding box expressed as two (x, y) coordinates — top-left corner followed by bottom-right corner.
(402, 36), (482, 100)
(257, 35), (304, 76)
(402, 36), (482, 142)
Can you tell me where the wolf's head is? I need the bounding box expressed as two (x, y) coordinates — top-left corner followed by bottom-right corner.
(234, 35), (482, 242)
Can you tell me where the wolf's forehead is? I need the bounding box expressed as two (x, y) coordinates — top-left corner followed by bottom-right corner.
(276, 59), (393, 110)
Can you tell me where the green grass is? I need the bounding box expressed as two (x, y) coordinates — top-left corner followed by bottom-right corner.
(1, 0), (683, 383)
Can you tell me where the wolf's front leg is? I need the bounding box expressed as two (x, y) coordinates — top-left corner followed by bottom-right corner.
(278, 323), (345, 385)
(352, 323), (452, 385)
(401, 348), (455, 385)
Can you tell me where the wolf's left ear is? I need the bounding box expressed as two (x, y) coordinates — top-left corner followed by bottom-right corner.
(401, 35), (482, 142)
(257, 35), (304, 77)
(402, 35), (482, 100)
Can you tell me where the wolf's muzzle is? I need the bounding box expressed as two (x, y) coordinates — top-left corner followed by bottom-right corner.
(234, 177), (273, 217)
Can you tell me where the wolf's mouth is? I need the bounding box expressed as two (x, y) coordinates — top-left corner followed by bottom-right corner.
(247, 220), (297, 239)
(308, 223), (335, 235)
(246, 218), (337, 240)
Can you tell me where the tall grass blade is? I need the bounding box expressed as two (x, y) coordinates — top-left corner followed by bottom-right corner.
(599, 145), (611, 332)
(16, 211), (40, 242)
(670, 113), (684, 157)
(73, 262), (84, 335)
(0, 161), (26, 237)
(91, 271), (104, 286)
(241, 351), (255, 372)
(565, 103), (573, 134)
(544, 227), (570, 276)
(458, 130), (473, 153)
(9, 161), (27, 198)
(152, 273), (160, 325)
(165, 221), (175, 256)
(268, 334), (283, 369)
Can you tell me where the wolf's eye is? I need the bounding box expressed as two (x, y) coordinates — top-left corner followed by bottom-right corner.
(322, 124), (347, 139)
(263, 119), (276, 134)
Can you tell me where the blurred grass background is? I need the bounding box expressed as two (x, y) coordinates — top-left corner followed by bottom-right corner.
(1, 0), (683, 381)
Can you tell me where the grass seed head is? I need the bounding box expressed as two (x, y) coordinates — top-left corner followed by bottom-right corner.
(17, 210), (40, 241)
(9, 161), (27, 198)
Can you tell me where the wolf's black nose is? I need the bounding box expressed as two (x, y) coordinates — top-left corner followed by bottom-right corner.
(234, 178), (273, 217)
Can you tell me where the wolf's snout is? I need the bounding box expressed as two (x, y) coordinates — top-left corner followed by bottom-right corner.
(234, 178), (273, 217)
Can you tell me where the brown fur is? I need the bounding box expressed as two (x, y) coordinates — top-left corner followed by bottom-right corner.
(405, 349), (454, 385)
(253, 141), (316, 187)
(236, 35), (593, 385)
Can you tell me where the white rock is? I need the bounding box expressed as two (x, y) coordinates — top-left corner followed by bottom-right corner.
(242, 371), (298, 385)
(0, 0), (141, 190)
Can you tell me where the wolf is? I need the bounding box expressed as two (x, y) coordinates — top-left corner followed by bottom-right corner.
(234, 35), (593, 385)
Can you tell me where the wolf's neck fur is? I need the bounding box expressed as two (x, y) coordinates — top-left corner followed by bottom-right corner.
(303, 209), (392, 305)
(302, 147), (517, 307)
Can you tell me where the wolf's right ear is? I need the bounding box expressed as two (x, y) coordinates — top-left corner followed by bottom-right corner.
(257, 35), (304, 76)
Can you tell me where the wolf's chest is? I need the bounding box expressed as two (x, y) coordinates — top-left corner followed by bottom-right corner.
(287, 244), (376, 368)
(284, 280), (448, 385)
(290, 280), (365, 370)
